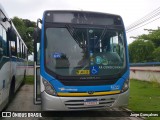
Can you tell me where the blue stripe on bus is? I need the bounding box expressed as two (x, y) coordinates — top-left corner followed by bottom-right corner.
(41, 69), (129, 92)
(40, 13), (46, 81)
(54, 70), (129, 92)
(0, 56), (26, 69)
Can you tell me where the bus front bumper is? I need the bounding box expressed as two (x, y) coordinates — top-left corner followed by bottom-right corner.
(41, 89), (129, 111)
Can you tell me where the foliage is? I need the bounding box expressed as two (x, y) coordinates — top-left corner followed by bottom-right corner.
(129, 28), (160, 63)
(139, 30), (160, 48)
(153, 47), (160, 61)
(129, 39), (155, 63)
(12, 17), (36, 54)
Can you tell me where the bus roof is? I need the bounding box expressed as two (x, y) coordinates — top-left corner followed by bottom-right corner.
(43, 10), (121, 18)
(0, 4), (27, 49)
(43, 10), (123, 26)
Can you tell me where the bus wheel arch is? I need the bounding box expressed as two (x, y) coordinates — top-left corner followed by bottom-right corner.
(9, 76), (15, 102)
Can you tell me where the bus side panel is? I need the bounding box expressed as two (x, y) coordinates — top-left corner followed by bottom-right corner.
(10, 58), (18, 91)
(0, 60), (11, 109)
(15, 59), (22, 90)
(14, 59), (26, 92)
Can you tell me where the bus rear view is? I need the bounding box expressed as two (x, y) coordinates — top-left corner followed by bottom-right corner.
(34, 11), (130, 110)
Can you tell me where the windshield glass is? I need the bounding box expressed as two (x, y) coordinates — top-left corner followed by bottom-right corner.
(45, 26), (126, 77)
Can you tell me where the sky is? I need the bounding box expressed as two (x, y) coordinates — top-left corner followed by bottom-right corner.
(1, 0), (160, 43)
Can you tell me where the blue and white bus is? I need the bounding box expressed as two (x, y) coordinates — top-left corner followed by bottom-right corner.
(34, 10), (130, 110)
(0, 4), (28, 111)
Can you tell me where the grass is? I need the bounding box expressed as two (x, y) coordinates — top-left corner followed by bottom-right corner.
(25, 75), (34, 84)
(128, 79), (160, 120)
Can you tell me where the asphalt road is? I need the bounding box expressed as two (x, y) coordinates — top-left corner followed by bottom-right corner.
(1, 85), (144, 120)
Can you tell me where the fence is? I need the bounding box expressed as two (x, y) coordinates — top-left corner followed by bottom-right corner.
(130, 62), (160, 83)
(26, 66), (34, 76)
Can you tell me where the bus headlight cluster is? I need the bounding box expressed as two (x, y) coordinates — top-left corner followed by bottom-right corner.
(121, 79), (129, 93)
(42, 79), (57, 96)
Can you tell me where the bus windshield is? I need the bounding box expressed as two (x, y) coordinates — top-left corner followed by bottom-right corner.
(45, 25), (126, 77)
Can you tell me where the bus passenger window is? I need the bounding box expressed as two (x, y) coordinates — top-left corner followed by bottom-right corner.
(11, 41), (16, 56)
(20, 42), (23, 58)
(19, 40), (22, 58)
(22, 43), (24, 58)
(17, 37), (20, 57)
(23, 45), (25, 59)
(24, 47), (26, 59)
(0, 25), (3, 58)
(25, 47), (28, 60)
(0, 25), (7, 58)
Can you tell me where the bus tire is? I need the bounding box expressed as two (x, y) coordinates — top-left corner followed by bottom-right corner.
(9, 77), (15, 102)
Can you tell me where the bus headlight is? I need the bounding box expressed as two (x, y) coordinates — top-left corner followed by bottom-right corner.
(43, 79), (57, 96)
(121, 79), (129, 93)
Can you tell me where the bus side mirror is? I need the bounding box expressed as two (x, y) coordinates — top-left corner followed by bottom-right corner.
(33, 28), (41, 43)
(33, 18), (42, 43)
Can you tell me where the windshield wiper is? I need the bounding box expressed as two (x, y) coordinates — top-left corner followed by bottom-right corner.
(99, 26), (107, 41)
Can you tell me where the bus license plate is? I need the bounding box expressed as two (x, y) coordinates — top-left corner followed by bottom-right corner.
(84, 99), (99, 106)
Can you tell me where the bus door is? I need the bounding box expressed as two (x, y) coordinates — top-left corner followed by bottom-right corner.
(33, 19), (42, 104)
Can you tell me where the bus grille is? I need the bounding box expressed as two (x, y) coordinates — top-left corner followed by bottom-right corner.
(59, 79), (118, 86)
(64, 98), (115, 110)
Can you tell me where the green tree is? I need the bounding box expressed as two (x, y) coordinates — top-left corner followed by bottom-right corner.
(153, 47), (160, 61)
(12, 17), (36, 54)
(129, 39), (155, 63)
(138, 29), (160, 48)
(129, 28), (160, 63)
